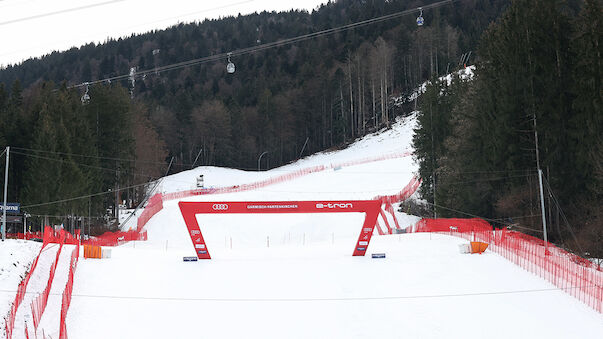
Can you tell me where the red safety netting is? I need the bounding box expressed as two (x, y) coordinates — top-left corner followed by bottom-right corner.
(30, 229), (66, 331)
(82, 229), (147, 247)
(137, 193), (163, 232)
(411, 218), (492, 233)
(59, 244), (79, 339)
(41, 226), (147, 247)
(408, 218), (603, 313)
(5, 232), (43, 240)
(3, 234), (50, 339)
(371, 176), (421, 235)
(162, 151), (412, 202)
(373, 176), (421, 205)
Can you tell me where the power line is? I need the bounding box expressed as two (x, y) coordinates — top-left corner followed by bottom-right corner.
(419, 199), (543, 232)
(21, 181), (151, 209)
(542, 175), (583, 253)
(0, 285), (592, 302)
(441, 173), (535, 185)
(10, 150), (158, 180)
(67, 0), (458, 90)
(26, 213), (107, 219)
(12, 146), (180, 167)
(0, 0), (126, 26)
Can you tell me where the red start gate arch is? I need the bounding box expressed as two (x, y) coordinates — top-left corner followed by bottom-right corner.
(178, 200), (382, 259)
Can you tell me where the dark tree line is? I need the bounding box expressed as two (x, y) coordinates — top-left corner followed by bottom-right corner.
(0, 0), (511, 231)
(0, 82), (167, 232)
(0, 0), (508, 170)
(414, 0), (602, 257)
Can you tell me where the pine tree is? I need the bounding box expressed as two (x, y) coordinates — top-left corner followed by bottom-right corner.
(413, 75), (453, 213)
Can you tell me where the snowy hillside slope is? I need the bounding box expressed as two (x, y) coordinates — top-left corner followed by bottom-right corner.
(7, 110), (601, 338)
(155, 112), (417, 195)
(59, 111), (603, 338)
(0, 240), (41, 338)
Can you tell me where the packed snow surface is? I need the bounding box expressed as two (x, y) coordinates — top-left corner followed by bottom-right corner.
(0, 240), (41, 338)
(68, 234), (603, 339)
(5, 113), (602, 338)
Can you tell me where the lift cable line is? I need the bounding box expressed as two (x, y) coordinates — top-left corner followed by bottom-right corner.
(541, 175), (583, 253)
(10, 150), (160, 180)
(11, 146), (184, 167)
(20, 181), (152, 209)
(5, 145), (540, 175)
(0, 0), (126, 26)
(0, 285), (594, 301)
(65, 0), (458, 90)
(420, 199), (545, 233)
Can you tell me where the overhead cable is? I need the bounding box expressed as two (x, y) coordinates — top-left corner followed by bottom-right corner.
(0, 0), (126, 26)
(67, 0), (457, 90)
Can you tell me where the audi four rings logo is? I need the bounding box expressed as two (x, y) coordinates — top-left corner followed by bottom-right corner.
(212, 204), (229, 210)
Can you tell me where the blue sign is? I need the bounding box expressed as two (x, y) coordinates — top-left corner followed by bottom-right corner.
(183, 256), (198, 262)
(0, 203), (20, 214)
(372, 253), (386, 259)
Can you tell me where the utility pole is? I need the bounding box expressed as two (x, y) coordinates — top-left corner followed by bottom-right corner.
(115, 168), (120, 229)
(2, 146), (9, 241)
(430, 102), (437, 218)
(115, 183), (120, 228)
(533, 114), (549, 253)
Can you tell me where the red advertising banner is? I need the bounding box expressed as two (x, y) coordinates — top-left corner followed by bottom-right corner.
(178, 200), (382, 259)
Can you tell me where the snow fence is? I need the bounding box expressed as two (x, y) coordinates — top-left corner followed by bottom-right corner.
(4, 245), (45, 339)
(409, 218), (603, 314)
(161, 151), (412, 202)
(59, 244), (79, 339)
(29, 231), (65, 332)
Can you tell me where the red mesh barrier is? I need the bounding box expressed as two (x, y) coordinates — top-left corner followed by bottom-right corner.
(82, 229), (147, 246)
(371, 176), (422, 235)
(3, 234), (49, 339)
(162, 151), (412, 202)
(30, 229), (66, 331)
(59, 244), (79, 339)
(412, 218), (492, 233)
(408, 218), (603, 313)
(5, 232), (43, 240)
(373, 176), (421, 205)
(137, 193), (163, 232)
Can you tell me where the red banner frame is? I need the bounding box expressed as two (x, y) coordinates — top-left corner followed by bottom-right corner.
(178, 200), (382, 259)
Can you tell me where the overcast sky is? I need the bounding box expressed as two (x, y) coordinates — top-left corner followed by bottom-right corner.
(0, 0), (329, 68)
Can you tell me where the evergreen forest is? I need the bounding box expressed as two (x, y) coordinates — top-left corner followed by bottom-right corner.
(0, 0), (600, 258)
(413, 0), (601, 257)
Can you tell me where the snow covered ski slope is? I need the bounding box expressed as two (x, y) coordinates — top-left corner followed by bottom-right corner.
(24, 113), (603, 338)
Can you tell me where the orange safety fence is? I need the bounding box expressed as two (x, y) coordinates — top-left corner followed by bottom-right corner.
(161, 151), (412, 202)
(30, 230), (66, 332)
(372, 176), (422, 234)
(408, 218), (603, 313)
(59, 244), (79, 339)
(5, 232), (43, 240)
(83, 245), (102, 259)
(3, 231), (51, 339)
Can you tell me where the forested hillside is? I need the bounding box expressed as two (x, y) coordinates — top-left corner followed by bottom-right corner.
(413, 0), (601, 257)
(0, 0), (510, 229)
